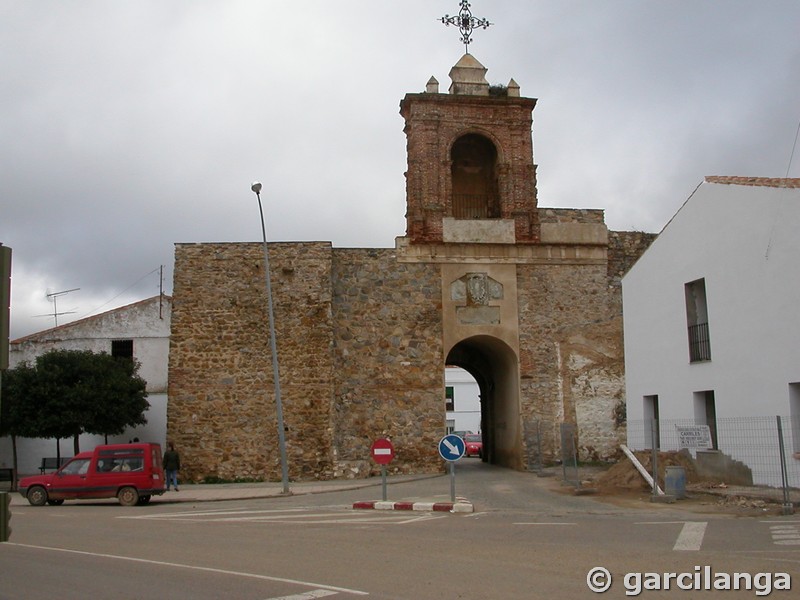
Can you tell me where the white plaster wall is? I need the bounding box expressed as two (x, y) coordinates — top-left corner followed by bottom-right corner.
(0, 297), (170, 475)
(446, 367), (481, 433)
(622, 182), (800, 483)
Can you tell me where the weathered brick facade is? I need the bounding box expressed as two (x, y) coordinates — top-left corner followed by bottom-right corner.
(167, 54), (655, 482)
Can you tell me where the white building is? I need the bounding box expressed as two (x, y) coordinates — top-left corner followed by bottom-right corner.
(623, 176), (800, 485)
(0, 295), (171, 475)
(445, 366), (481, 435)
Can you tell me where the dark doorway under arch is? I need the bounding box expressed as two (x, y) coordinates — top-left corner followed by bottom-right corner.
(446, 335), (522, 469)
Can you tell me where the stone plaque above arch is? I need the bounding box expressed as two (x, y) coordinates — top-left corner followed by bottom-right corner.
(451, 272), (503, 325)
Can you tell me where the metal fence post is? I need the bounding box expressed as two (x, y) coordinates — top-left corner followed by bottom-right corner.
(651, 419), (659, 500)
(535, 420), (542, 474)
(776, 416), (795, 515)
(560, 423), (579, 487)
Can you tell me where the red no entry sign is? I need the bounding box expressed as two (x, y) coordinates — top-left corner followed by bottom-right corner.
(370, 438), (395, 465)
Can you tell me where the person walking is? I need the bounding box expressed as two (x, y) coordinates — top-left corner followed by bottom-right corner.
(163, 442), (181, 492)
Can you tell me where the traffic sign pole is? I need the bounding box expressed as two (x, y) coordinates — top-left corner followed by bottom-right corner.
(449, 462), (456, 503)
(438, 434), (466, 504)
(370, 438), (395, 501)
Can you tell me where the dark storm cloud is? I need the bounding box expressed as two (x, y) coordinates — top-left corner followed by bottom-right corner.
(2, 1), (799, 338)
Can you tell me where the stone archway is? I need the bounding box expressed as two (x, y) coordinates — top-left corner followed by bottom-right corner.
(446, 335), (522, 469)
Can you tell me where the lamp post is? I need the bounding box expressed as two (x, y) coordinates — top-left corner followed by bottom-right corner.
(251, 181), (290, 494)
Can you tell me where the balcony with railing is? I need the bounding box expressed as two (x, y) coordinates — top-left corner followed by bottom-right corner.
(688, 322), (711, 362)
(451, 194), (497, 219)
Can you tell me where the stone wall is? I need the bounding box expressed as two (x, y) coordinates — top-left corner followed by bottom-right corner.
(607, 230), (657, 313)
(169, 243), (446, 482)
(169, 242), (336, 482)
(516, 260), (622, 461)
(168, 228), (654, 480)
(331, 249), (444, 478)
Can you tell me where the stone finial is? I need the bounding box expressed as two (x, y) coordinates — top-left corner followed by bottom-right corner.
(426, 76), (440, 94)
(507, 78), (520, 97)
(448, 53), (489, 96)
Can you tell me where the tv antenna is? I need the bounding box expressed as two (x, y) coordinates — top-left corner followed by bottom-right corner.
(37, 288), (80, 327)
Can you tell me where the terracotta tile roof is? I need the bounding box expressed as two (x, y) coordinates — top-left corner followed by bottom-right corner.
(705, 176), (800, 188)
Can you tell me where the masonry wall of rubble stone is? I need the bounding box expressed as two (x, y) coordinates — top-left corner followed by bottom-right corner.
(168, 242), (337, 482)
(168, 228), (654, 481)
(330, 249), (444, 478)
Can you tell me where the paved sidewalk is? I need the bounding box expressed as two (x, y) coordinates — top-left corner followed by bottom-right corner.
(8, 473), (455, 507)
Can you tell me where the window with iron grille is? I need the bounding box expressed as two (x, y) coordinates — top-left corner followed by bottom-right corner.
(111, 339), (133, 360)
(685, 278), (711, 362)
(445, 386), (454, 411)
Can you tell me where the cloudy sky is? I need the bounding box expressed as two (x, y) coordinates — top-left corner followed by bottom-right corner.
(2, 1), (799, 340)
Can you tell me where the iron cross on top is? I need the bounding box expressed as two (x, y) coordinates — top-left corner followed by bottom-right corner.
(440, 1), (492, 54)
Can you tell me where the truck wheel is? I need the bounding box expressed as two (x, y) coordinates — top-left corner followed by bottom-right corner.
(27, 486), (48, 506)
(118, 486), (139, 507)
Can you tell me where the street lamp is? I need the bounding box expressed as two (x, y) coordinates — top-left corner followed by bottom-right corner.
(251, 181), (290, 494)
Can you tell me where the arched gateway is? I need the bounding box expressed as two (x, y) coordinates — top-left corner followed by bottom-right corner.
(167, 54), (654, 483)
(447, 336), (521, 469)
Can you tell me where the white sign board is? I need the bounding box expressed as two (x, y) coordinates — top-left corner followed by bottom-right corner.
(675, 425), (713, 449)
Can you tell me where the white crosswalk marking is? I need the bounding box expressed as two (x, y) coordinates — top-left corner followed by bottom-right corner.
(673, 522), (707, 551)
(636, 520), (709, 551)
(769, 524), (800, 545)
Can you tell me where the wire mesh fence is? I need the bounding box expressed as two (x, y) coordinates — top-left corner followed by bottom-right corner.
(523, 418), (563, 474)
(627, 416), (800, 506)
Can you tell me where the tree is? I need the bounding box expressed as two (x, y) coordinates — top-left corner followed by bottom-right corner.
(0, 363), (39, 483)
(0, 349), (149, 456)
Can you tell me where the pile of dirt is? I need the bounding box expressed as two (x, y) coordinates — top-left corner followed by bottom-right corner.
(589, 449), (711, 493)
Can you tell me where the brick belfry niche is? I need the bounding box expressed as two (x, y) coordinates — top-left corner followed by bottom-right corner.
(167, 52), (654, 483)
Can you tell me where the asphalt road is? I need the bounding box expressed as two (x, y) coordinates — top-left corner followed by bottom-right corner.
(2, 460), (799, 599)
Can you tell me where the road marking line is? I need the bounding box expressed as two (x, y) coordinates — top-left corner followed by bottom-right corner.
(123, 506), (436, 525)
(201, 512), (350, 522)
(268, 590), (338, 599)
(514, 522), (576, 526)
(635, 521), (691, 525)
(673, 521), (707, 551)
(6, 543), (368, 596)
(396, 515), (445, 525)
(761, 520), (800, 523)
(122, 508), (308, 519)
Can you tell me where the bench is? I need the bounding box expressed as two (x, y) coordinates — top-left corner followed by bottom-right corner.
(39, 457), (71, 474)
(0, 468), (13, 491)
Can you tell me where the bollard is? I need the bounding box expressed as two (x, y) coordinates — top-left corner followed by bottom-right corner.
(0, 492), (11, 542)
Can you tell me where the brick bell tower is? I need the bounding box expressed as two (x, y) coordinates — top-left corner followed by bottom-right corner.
(399, 53), (540, 245)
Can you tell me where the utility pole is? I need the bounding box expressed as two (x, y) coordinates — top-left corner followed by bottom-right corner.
(0, 244), (12, 542)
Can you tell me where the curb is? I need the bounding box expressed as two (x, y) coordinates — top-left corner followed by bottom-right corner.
(353, 500), (474, 513)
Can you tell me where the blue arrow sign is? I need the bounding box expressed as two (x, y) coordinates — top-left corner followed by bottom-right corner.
(438, 434), (466, 462)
